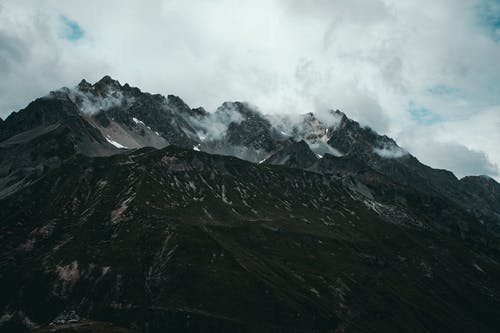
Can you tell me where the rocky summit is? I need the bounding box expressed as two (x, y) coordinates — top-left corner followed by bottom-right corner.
(1, 77), (500, 333)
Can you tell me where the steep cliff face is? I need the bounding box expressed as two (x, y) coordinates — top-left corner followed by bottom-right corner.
(1, 77), (500, 333)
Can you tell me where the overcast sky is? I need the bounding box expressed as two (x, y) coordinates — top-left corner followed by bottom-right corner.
(1, 0), (499, 180)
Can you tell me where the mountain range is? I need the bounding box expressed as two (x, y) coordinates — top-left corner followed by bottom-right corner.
(1, 76), (499, 332)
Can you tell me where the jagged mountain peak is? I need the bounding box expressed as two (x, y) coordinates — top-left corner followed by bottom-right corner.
(77, 78), (93, 92)
(327, 111), (403, 158)
(215, 101), (263, 119)
(94, 74), (122, 89)
(74, 76), (145, 101)
(166, 94), (192, 114)
(190, 106), (208, 118)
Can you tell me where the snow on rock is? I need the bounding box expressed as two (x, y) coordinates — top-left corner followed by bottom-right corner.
(221, 184), (232, 204)
(132, 117), (145, 126)
(102, 266), (111, 276)
(473, 263), (485, 273)
(310, 287), (320, 297)
(106, 135), (128, 149)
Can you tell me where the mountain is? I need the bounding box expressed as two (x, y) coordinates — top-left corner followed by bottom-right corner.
(198, 101), (286, 162)
(0, 76), (200, 199)
(1, 76), (500, 333)
(263, 140), (318, 169)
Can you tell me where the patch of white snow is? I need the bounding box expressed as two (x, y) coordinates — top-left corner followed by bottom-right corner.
(132, 117), (145, 126)
(105, 136), (128, 149)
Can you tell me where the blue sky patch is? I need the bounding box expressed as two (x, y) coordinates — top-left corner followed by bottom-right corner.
(60, 16), (84, 41)
(427, 84), (459, 98)
(476, 0), (500, 41)
(408, 101), (441, 125)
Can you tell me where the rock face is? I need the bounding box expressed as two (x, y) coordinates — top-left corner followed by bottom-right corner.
(263, 140), (318, 169)
(1, 76), (500, 333)
(198, 101), (286, 162)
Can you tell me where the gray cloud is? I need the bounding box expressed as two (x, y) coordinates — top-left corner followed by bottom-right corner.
(0, 0), (499, 179)
(413, 141), (499, 179)
(0, 32), (27, 73)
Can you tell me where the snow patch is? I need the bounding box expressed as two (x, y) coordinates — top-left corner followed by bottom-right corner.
(473, 263), (485, 273)
(106, 135), (128, 149)
(221, 184), (232, 204)
(102, 266), (111, 276)
(132, 117), (145, 126)
(310, 287), (320, 297)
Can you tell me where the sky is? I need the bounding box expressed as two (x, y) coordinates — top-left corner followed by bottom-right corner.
(0, 0), (499, 180)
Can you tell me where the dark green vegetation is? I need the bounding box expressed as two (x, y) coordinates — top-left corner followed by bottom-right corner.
(1, 147), (500, 332)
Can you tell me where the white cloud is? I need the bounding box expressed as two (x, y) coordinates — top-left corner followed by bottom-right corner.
(0, 0), (499, 179)
(374, 146), (408, 159)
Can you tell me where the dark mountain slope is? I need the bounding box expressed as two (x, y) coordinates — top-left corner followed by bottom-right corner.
(0, 95), (119, 198)
(0, 77), (202, 199)
(325, 112), (500, 235)
(461, 176), (500, 215)
(263, 140), (318, 169)
(1, 147), (500, 333)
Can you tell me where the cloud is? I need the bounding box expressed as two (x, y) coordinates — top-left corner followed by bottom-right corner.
(398, 106), (500, 179)
(413, 141), (499, 179)
(374, 146), (408, 159)
(0, 0), (499, 179)
(192, 102), (247, 141)
(61, 86), (134, 115)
